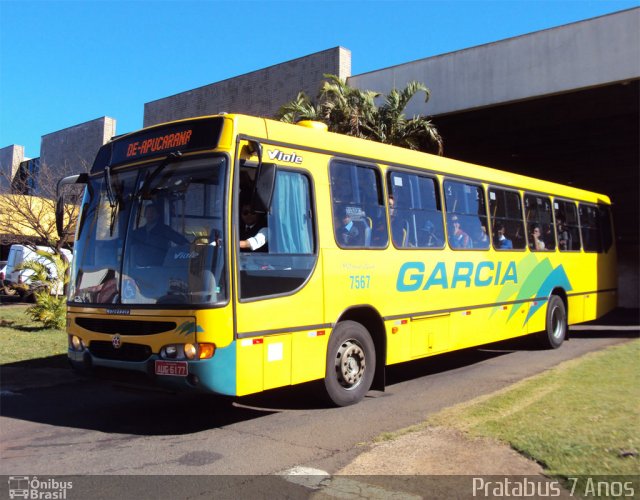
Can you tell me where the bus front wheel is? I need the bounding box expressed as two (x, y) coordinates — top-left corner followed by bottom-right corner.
(324, 320), (376, 407)
(540, 295), (567, 349)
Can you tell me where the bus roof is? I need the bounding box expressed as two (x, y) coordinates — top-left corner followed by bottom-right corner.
(112, 113), (612, 205)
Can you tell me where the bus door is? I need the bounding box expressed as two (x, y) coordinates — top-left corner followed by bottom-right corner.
(234, 164), (323, 395)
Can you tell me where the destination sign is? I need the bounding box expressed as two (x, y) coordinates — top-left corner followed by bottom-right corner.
(91, 117), (224, 172)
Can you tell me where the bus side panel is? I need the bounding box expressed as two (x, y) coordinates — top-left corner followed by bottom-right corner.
(568, 295), (585, 324)
(236, 339), (264, 396)
(583, 292), (598, 322)
(410, 314), (450, 358)
(263, 334), (292, 390)
(236, 330), (328, 393)
(386, 320), (411, 364)
(526, 299), (548, 335)
(291, 329), (330, 385)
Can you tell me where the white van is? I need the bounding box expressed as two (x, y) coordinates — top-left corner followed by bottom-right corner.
(4, 245), (72, 296)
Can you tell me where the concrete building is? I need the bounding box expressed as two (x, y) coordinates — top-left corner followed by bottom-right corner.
(144, 47), (352, 127)
(38, 117), (116, 196)
(0, 145), (26, 193)
(0, 118), (115, 259)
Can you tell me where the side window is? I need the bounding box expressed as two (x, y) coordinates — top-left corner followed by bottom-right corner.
(488, 188), (526, 250)
(554, 200), (581, 251)
(525, 194), (556, 251)
(388, 170), (444, 249)
(330, 160), (388, 248)
(444, 180), (489, 250)
(579, 204), (602, 253)
(239, 170), (315, 300)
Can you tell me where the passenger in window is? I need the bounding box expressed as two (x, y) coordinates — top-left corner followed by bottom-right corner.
(449, 215), (472, 249)
(335, 206), (362, 246)
(370, 209), (388, 247)
(557, 219), (571, 250)
(389, 195), (408, 247)
(422, 220), (443, 247)
(239, 202), (268, 252)
(530, 224), (546, 250)
(494, 222), (513, 249)
(542, 224), (555, 249)
(476, 224), (490, 247)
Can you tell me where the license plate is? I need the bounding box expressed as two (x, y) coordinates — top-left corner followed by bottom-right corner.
(155, 360), (188, 377)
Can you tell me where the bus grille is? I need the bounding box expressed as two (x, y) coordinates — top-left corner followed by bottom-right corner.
(76, 318), (177, 335)
(89, 341), (152, 362)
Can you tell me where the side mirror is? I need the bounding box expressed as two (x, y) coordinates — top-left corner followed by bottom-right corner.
(245, 140), (276, 214)
(252, 163), (276, 214)
(56, 173), (88, 238)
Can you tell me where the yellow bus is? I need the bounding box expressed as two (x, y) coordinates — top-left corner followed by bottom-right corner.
(57, 114), (617, 406)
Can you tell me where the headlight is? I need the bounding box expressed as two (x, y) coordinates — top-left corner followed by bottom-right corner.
(160, 343), (216, 360)
(184, 343), (197, 360)
(70, 335), (84, 351)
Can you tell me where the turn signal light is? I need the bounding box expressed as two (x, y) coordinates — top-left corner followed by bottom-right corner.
(198, 343), (216, 359)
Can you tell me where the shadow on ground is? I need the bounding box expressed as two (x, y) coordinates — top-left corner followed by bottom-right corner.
(1, 308), (637, 436)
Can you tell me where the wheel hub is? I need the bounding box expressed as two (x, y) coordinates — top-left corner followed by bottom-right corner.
(335, 340), (366, 389)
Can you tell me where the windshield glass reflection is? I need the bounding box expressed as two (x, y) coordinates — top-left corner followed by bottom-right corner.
(69, 156), (227, 306)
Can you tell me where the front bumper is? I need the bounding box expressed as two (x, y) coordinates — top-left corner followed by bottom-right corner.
(68, 342), (236, 396)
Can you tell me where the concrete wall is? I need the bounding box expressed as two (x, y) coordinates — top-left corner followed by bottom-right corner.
(348, 9), (640, 116)
(144, 47), (352, 127)
(0, 145), (25, 193)
(39, 117), (116, 195)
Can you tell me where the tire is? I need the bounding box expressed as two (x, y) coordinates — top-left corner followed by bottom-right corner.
(540, 295), (567, 349)
(324, 320), (376, 407)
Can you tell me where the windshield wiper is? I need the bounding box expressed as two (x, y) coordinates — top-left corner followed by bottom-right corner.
(104, 166), (117, 208)
(137, 151), (183, 199)
(103, 166), (121, 236)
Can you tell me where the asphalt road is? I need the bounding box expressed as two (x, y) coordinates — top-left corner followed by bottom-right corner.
(1, 310), (637, 492)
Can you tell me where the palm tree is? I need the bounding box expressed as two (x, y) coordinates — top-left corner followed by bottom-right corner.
(371, 81), (444, 155)
(317, 75), (379, 138)
(276, 91), (318, 124)
(16, 250), (69, 328)
(276, 75), (443, 155)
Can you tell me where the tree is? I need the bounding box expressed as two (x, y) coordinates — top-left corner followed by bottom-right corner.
(277, 75), (443, 155)
(17, 250), (69, 329)
(0, 160), (81, 253)
(1, 161), (81, 322)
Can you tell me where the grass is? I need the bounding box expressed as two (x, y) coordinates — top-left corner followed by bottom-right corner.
(428, 339), (640, 483)
(0, 304), (68, 365)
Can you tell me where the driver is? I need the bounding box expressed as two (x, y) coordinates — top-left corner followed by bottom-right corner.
(132, 203), (188, 265)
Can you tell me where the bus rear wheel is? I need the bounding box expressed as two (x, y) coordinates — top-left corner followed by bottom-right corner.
(324, 320), (375, 407)
(540, 295), (567, 349)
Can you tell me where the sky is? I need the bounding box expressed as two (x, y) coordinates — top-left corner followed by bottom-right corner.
(1, 0), (638, 157)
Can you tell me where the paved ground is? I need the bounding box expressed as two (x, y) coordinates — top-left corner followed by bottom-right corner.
(1, 307), (638, 499)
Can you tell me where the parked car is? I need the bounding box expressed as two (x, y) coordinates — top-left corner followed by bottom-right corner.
(3, 245), (72, 299)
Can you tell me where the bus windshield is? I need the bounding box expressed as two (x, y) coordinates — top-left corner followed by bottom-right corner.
(69, 156), (227, 306)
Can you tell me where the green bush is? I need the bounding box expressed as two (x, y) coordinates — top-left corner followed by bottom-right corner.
(17, 249), (69, 329)
(25, 290), (67, 329)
